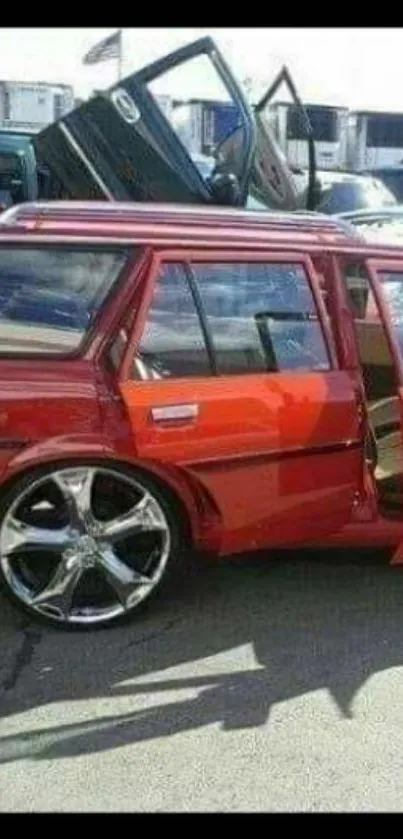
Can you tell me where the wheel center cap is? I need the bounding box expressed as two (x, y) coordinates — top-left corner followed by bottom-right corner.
(79, 535), (98, 553)
(75, 534), (99, 568)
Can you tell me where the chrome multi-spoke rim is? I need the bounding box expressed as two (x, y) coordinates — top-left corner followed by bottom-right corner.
(0, 466), (171, 625)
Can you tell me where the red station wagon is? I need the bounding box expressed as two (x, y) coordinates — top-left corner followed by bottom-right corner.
(0, 200), (403, 630)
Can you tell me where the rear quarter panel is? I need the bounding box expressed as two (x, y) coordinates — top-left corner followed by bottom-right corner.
(0, 358), (104, 480)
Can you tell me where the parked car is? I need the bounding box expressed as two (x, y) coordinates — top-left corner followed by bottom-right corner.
(0, 39), (317, 215)
(338, 207), (403, 224)
(34, 37), (314, 213)
(0, 201), (403, 629)
(363, 166), (403, 203)
(293, 170), (397, 215)
(337, 206), (403, 244)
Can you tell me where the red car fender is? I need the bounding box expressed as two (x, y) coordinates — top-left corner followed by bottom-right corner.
(0, 433), (222, 553)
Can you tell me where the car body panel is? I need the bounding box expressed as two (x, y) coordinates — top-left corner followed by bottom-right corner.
(0, 358), (103, 446)
(1, 202), (403, 559)
(119, 369), (364, 553)
(297, 170), (397, 215)
(113, 248), (365, 553)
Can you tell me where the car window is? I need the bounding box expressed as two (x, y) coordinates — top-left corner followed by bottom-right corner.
(191, 262), (331, 374)
(318, 178), (396, 215)
(0, 247), (129, 354)
(136, 260), (330, 380)
(137, 260), (331, 380)
(318, 182), (362, 214)
(137, 262), (211, 379)
(147, 53), (244, 174)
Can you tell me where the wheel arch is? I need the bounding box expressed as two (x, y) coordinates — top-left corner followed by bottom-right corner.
(0, 442), (223, 554)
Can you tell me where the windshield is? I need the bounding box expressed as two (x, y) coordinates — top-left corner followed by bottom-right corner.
(317, 177), (396, 215)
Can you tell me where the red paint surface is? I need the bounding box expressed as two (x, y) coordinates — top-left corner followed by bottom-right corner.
(0, 202), (402, 562)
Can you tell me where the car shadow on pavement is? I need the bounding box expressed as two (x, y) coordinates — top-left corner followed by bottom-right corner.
(0, 548), (403, 763)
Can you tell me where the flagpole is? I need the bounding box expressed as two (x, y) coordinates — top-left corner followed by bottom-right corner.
(117, 28), (123, 81)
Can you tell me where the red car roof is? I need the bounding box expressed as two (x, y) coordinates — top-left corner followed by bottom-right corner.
(2, 201), (403, 259)
(0, 200), (360, 245)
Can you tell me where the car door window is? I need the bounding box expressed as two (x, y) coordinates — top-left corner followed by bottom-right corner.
(136, 262), (211, 379)
(190, 261), (331, 374)
(134, 259), (330, 380)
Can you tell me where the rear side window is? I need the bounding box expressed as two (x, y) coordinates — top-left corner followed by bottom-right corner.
(0, 247), (129, 355)
(135, 259), (330, 379)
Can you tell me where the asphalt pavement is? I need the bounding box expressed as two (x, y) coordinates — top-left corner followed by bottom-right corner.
(1, 548), (403, 812)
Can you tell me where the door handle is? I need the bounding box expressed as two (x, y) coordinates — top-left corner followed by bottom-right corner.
(151, 404), (199, 423)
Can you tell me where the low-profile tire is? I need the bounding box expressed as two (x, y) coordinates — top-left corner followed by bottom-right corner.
(0, 460), (187, 630)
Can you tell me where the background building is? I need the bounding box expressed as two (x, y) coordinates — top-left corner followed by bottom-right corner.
(0, 81), (74, 131)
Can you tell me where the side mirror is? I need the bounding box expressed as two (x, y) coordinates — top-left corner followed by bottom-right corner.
(209, 172), (242, 207)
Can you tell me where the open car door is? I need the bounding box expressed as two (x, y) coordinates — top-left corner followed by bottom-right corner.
(252, 66), (317, 211)
(35, 37), (256, 207)
(215, 65), (316, 212)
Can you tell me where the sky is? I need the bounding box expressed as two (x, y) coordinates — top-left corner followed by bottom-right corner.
(1, 28), (403, 112)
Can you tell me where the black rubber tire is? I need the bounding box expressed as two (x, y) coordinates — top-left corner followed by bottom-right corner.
(0, 460), (187, 631)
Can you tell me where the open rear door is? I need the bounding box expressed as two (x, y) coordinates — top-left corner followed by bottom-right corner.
(35, 37), (256, 207)
(366, 257), (403, 444)
(368, 259), (403, 563)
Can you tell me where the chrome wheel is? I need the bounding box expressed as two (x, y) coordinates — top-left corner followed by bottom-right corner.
(0, 465), (172, 626)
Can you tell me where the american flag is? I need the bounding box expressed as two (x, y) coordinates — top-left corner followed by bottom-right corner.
(83, 29), (122, 66)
